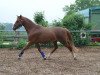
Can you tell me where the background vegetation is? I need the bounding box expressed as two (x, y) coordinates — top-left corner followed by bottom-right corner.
(63, 0), (100, 15)
(33, 12), (48, 27)
(0, 0), (100, 48)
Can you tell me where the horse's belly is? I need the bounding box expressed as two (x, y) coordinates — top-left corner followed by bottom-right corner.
(37, 34), (56, 43)
(28, 31), (57, 43)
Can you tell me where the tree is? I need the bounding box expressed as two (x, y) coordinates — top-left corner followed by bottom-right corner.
(62, 14), (92, 46)
(0, 23), (5, 47)
(52, 20), (63, 27)
(0, 23), (5, 30)
(62, 14), (85, 30)
(63, 0), (100, 14)
(63, 4), (77, 15)
(75, 0), (100, 10)
(33, 12), (48, 27)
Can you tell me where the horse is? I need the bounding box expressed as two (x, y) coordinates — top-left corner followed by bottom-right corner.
(13, 15), (78, 60)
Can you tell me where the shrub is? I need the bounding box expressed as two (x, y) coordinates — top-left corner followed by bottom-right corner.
(17, 39), (27, 49)
(72, 31), (90, 46)
(62, 14), (91, 46)
(62, 14), (84, 30)
(0, 31), (4, 48)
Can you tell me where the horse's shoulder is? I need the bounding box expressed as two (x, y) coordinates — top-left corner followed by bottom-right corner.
(29, 28), (41, 36)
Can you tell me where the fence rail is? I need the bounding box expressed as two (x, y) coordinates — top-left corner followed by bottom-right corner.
(1, 30), (100, 39)
(0, 30), (100, 48)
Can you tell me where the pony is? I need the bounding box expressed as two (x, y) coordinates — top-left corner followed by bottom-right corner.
(13, 15), (78, 60)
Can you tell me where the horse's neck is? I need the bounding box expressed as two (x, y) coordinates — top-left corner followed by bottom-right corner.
(23, 18), (41, 34)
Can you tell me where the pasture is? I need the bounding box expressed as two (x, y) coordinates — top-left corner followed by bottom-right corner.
(0, 46), (100, 75)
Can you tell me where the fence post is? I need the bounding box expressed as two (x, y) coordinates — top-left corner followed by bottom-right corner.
(11, 31), (20, 49)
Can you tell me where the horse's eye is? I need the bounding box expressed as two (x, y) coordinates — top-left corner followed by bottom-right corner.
(16, 21), (19, 23)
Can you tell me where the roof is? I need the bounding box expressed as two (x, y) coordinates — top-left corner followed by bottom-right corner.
(77, 6), (100, 17)
(78, 8), (89, 17)
(90, 6), (100, 10)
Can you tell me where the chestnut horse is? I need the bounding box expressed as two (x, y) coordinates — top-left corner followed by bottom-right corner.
(13, 15), (78, 60)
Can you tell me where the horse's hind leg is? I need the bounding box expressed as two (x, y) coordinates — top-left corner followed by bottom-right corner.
(62, 41), (77, 60)
(47, 41), (58, 59)
(67, 45), (77, 60)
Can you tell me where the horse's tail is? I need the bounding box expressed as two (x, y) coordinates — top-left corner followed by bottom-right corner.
(66, 29), (79, 52)
(66, 30), (73, 42)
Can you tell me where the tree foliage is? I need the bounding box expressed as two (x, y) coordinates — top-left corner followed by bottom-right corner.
(52, 20), (63, 27)
(33, 12), (48, 27)
(75, 0), (100, 10)
(62, 14), (92, 46)
(62, 14), (85, 30)
(63, 4), (77, 15)
(0, 23), (5, 30)
(63, 0), (100, 14)
(0, 23), (5, 46)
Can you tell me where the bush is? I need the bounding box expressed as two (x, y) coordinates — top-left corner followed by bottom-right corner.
(72, 31), (90, 46)
(52, 20), (63, 27)
(17, 39), (27, 49)
(62, 14), (91, 46)
(33, 12), (48, 27)
(62, 14), (84, 30)
(0, 31), (4, 48)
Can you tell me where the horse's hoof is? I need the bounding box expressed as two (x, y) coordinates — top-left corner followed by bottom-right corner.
(18, 57), (21, 60)
(43, 57), (46, 60)
(74, 58), (77, 60)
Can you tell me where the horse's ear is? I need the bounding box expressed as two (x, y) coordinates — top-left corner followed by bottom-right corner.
(19, 15), (22, 18)
(16, 15), (18, 18)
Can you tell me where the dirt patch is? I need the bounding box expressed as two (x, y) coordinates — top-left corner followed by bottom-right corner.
(0, 46), (100, 75)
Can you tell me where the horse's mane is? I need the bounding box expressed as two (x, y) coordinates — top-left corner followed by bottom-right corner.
(22, 16), (42, 29)
(23, 17), (35, 25)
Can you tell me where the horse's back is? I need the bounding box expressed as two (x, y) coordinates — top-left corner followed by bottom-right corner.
(51, 27), (70, 41)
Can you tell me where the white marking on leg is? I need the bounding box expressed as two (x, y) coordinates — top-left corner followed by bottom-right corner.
(72, 52), (77, 60)
(47, 53), (51, 59)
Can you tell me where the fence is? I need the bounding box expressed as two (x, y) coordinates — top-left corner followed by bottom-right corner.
(0, 30), (27, 48)
(0, 30), (100, 48)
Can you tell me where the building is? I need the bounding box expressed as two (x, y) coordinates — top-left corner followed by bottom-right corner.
(78, 6), (100, 30)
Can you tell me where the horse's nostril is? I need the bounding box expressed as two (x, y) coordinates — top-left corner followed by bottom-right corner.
(13, 27), (16, 30)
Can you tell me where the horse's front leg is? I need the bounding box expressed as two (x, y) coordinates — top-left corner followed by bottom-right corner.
(18, 42), (32, 60)
(35, 44), (46, 60)
(47, 41), (58, 59)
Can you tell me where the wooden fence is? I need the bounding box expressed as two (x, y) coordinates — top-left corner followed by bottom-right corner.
(0, 30), (100, 48)
(0, 30), (27, 41)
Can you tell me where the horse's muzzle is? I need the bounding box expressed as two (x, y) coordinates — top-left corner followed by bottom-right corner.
(13, 27), (16, 31)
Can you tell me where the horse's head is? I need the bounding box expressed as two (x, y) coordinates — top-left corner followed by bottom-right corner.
(13, 15), (23, 31)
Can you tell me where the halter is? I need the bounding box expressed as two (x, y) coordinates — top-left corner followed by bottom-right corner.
(15, 20), (23, 30)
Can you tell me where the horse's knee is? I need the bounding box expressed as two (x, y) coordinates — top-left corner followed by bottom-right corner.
(51, 46), (58, 54)
(53, 41), (58, 49)
(55, 45), (58, 49)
